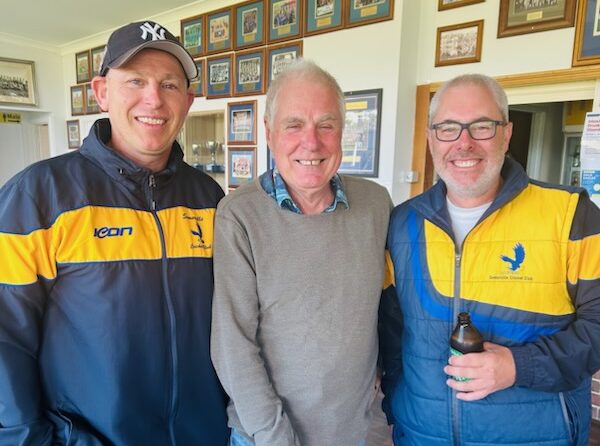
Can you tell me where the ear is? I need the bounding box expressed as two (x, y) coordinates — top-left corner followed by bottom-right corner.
(91, 76), (108, 112)
(264, 117), (272, 147)
(185, 90), (194, 111)
(502, 121), (513, 154)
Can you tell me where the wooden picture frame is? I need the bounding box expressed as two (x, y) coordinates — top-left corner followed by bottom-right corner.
(181, 14), (205, 57)
(206, 54), (233, 99)
(90, 45), (106, 77)
(70, 85), (85, 116)
(66, 119), (81, 149)
(435, 20), (484, 67)
(85, 83), (101, 114)
(573, 0), (600, 66)
(234, 48), (266, 96)
(191, 59), (205, 97)
(267, 0), (303, 43)
(0, 57), (37, 106)
(234, 0), (266, 50)
(346, 0), (394, 29)
(304, 0), (343, 36)
(75, 50), (91, 84)
(497, 0), (576, 38)
(438, 0), (484, 11)
(266, 40), (303, 85)
(228, 100), (257, 145)
(207, 7), (233, 54)
(227, 147), (257, 188)
(340, 88), (382, 177)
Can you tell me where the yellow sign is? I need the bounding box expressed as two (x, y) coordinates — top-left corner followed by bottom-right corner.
(0, 112), (21, 123)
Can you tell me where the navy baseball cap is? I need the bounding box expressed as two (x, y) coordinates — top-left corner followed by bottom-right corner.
(100, 20), (198, 81)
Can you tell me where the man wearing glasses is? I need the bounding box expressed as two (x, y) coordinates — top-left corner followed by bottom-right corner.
(380, 74), (600, 445)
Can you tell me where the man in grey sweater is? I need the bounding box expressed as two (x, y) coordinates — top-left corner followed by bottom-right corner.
(211, 59), (392, 446)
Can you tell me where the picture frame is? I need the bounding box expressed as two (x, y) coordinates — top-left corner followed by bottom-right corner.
(85, 83), (101, 114)
(304, 0), (344, 36)
(346, 0), (394, 29)
(181, 14), (205, 57)
(435, 20), (484, 67)
(207, 7), (233, 54)
(191, 59), (205, 97)
(234, 48), (266, 96)
(90, 45), (106, 77)
(75, 50), (91, 84)
(267, 0), (303, 43)
(66, 119), (81, 149)
(266, 40), (303, 85)
(0, 57), (37, 106)
(497, 0), (576, 38)
(234, 0), (266, 50)
(206, 54), (233, 99)
(340, 88), (382, 177)
(228, 147), (257, 188)
(70, 85), (86, 116)
(572, 0), (600, 66)
(438, 0), (484, 11)
(227, 100), (257, 145)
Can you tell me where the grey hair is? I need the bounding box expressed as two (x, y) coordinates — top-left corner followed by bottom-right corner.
(264, 58), (345, 128)
(428, 73), (509, 126)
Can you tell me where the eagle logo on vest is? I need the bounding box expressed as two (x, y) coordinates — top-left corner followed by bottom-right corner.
(500, 243), (525, 272)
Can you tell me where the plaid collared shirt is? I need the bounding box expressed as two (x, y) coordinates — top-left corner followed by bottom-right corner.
(259, 167), (349, 214)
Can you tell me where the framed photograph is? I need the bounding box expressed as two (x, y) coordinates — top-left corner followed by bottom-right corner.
(438, 0), (484, 11)
(267, 0), (303, 43)
(228, 100), (257, 145)
(85, 83), (101, 114)
(191, 59), (205, 97)
(0, 57), (37, 106)
(304, 0), (344, 36)
(346, 0), (394, 28)
(572, 0), (600, 66)
(181, 14), (205, 57)
(266, 40), (303, 85)
(228, 147), (257, 188)
(75, 50), (91, 84)
(234, 48), (266, 96)
(435, 20), (484, 67)
(498, 0), (576, 38)
(207, 7), (233, 54)
(206, 54), (233, 99)
(340, 88), (382, 177)
(90, 45), (106, 77)
(70, 85), (85, 116)
(66, 119), (81, 149)
(235, 0), (266, 49)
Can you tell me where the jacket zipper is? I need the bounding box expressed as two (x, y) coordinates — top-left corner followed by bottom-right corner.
(452, 251), (462, 446)
(148, 174), (179, 445)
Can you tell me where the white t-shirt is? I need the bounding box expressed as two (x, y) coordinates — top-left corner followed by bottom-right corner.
(446, 197), (492, 250)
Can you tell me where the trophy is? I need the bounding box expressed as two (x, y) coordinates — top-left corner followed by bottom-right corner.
(205, 141), (225, 173)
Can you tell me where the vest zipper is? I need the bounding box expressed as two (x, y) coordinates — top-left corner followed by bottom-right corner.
(452, 251), (462, 446)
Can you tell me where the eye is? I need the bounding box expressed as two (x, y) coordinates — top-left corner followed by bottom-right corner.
(162, 82), (180, 90)
(127, 78), (143, 86)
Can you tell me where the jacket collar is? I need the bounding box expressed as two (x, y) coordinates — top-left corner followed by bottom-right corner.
(79, 118), (184, 191)
(409, 156), (529, 230)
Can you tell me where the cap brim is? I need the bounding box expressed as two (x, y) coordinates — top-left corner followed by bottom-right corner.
(107, 40), (197, 81)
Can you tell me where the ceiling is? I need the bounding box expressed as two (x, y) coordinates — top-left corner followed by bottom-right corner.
(0, 0), (200, 47)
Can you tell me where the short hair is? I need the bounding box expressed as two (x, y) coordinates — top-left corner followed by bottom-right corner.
(428, 74), (509, 126)
(264, 58), (345, 128)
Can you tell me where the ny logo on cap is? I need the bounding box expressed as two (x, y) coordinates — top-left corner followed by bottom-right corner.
(139, 22), (166, 41)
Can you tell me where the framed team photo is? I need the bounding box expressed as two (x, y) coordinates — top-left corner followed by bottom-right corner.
(75, 50), (91, 84)
(90, 45), (106, 77)
(181, 14), (205, 57)
(70, 85), (85, 116)
(191, 59), (205, 97)
(234, 48), (266, 96)
(304, 0), (344, 36)
(235, 0), (266, 49)
(346, 0), (394, 28)
(267, 0), (303, 43)
(227, 100), (257, 145)
(227, 147), (257, 188)
(206, 54), (233, 99)
(207, 7), (233, 54)
(435, 20), (484, 67)
(266, 40), (303, 85)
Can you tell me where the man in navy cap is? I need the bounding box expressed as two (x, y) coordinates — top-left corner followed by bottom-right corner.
(0, 20), (229, 445)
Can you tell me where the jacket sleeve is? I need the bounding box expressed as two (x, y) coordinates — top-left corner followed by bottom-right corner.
(0, 181), (54, 445)
(210, 209), (300, 446)
(511, 194), (600, 391)
(378, 250), (403, 424)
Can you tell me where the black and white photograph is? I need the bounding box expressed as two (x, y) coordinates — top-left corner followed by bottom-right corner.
(210, 62), (229, 85)
(435, 20), (483, 66)
(0, 57), (37, 106)
(354, 0), (385, 8)
(207, 54), (232, 98)
(238, 57), (261, 84)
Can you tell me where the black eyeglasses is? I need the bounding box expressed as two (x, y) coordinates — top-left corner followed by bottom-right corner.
(431, 119), (506, 142)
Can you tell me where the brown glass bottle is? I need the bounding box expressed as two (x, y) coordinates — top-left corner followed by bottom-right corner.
(449, 312), (484, 381)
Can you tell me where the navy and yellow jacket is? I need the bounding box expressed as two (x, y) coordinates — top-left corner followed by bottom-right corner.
(380, 157), (600, 446)
(0, 119), (229, 445)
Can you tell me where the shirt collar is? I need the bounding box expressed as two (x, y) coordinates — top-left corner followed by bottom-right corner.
(259, 167), (349, 214)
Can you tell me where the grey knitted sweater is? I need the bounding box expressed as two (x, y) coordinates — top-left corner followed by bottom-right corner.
(211, 175), (392, 446)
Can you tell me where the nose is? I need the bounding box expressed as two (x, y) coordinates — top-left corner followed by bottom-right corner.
(143, 82), (163, 107)
(302, 125), (319, 150)
(456, 126), (474, 149)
